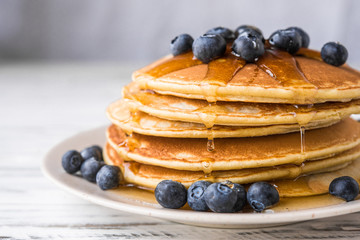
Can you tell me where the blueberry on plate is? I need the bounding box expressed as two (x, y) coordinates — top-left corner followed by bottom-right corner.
(286, 26), (310, 48)
(329, 176), (359, 202)
(204, 181), (246, 213)
(247, 182), (279, 212)
(192, 34), (227, 63)
(155, 180), (187, 209)
(269, 29), (302, 54)
(235, 25), (263, 38)
(170, 33), (194, 56)
(205, 26), (235, 42)
(232, 183), (247, 212)
(321, 42), (348, 66)
(81, 145), (103, 161)
(232, 34), (265, 62)
(92, 145), (103, 157)
(80, 157), (105, 182)
(62, 150), (84, 174)
(187, 181), (211, 211)
(96, 165), (121, 190)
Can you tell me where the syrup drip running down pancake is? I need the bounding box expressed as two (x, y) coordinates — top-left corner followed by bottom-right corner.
(133, 46), (360, 104)
(106, 118), (360, 172)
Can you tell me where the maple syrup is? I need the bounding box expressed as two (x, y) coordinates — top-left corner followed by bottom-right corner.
(206, 127), (215, 152)
(296, 48), (322, 61)
(201, 160), (212, 175)
(145, 51), (202, 78)
(118, 133), (141, 152)
(207, 138), (215, 152)
(144, 43), (320, 104)
(300, 126), (306, 155)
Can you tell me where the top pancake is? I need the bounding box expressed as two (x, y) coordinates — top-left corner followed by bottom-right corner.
(133, 48), (360, 104)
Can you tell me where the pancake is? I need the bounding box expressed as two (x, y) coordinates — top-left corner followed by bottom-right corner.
(104, 143), (360, 197)
(133, 47), (360, 104)
(123, 83), (360, 127)
(107, 99), (341, 138)
(106, 118), (360, 171)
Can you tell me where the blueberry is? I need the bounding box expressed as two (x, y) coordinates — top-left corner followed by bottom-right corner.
(286, 27), (310, 48)
(81, 145), (103, 161)
(235, 25), (263, 38)
(269, 29), (302, 54)
(321, 42), (348, 66)
(247, 182), (279, 212)
(205, 26), (235, 42)
(170, 33), (194, 56)
(62, 150), (84, 174)
(80, 157), (105, 182)
(232, 183), (247, 212)
(96, 165), (121, 190)
(204, 181), (246, 213)
(91, 145), (103, 157)
(235, 27), (264, 44)
(232, 34), (265, 62)
(187, 181), (211, 211)
(155, 180), (187, 209)
(192, 34), (227, 63)
(329, 176), (359, 202)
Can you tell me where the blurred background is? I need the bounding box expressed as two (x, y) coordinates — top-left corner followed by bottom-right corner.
(0, 0), (360, 66)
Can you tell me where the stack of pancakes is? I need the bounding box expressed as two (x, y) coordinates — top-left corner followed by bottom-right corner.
(104, 46), (360, 198)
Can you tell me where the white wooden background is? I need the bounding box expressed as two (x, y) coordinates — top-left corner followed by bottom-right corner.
(1, 62), (360, 239)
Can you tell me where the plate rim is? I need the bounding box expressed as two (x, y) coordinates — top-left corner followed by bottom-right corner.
(41, 126), (360, 227)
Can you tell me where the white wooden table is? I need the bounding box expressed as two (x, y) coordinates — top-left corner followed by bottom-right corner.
(1, 62), (360, 239)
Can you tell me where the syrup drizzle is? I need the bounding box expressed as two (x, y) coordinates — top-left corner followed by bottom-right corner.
(296, 48), (322, 61)
(201, 50), (245, 151)
(290, 104), (318, 165)
(119, 133), (141, 152)
(145, 44), (246, 87)
(256, 50), (315, 88)
(203, 51), (246, 86)
(143, 44), (324, 156)
(195, 102), (219, 154)
(201, 158), (215, 175)
(206, 128), (215, 152)
(145, 51), (202, 78)
(144, 46), (320, 106)
(300, 126), (306, 155)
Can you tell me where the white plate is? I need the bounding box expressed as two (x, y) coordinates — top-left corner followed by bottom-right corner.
(42, 126), (360, 228)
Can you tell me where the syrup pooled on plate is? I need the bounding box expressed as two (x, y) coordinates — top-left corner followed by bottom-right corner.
(111, 184), (358, 213)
